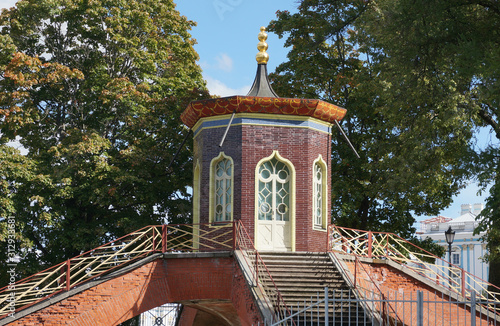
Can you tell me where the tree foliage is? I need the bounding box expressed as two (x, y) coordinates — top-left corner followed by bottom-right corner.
(270, 0), (499, 284)
(268, 0), (475, 239)
(361, 0), (500, 288)
(0, 0), (208, 285)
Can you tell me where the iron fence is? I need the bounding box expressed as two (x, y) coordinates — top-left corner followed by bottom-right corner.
(266, 287), (500, 326)
(138, 303), (181, 326)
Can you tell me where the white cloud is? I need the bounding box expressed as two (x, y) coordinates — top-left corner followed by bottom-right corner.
(204, 75), (249, 97)
(214, 53), (233, 72)
(200, 53), (234, 73)
(0, 0), (17, 10)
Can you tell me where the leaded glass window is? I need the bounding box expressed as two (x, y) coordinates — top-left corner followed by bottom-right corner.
(313, 162), (323, 227)
(214, 158), (232, 222)
(258, 158), (290, 221)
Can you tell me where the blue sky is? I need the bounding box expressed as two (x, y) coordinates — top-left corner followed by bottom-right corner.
(0, 0), (491, 224)
(176, 1), (491, 224)
(175, 0), (298, 96)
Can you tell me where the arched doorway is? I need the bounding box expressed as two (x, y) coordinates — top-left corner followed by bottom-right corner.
(255, 151), (295, 251)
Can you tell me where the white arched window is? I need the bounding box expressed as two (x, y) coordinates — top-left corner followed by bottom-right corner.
(258, 157), (291, 221)
(210, 153), (233, 223)
(313, 156), (328, 230)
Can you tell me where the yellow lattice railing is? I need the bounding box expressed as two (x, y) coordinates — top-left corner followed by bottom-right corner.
(166, 222), (234, 252)
(0, 222), (234, 319)
(328, 225), (500, 303)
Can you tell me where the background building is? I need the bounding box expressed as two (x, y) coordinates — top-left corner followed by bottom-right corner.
(418, 203), (488, 289)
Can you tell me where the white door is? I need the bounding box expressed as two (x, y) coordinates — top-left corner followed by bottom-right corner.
(256, 158), (292, 251)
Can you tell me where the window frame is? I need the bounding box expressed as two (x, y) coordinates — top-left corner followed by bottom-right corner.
(193, 160), (201, 248)
(209, 152), (234, 224)
(257, 157), (291, 222)
(254, 150), (296, 251)
(312, 155), (328, 231)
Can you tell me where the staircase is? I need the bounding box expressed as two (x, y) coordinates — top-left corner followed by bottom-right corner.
(258, 252), (372, 326)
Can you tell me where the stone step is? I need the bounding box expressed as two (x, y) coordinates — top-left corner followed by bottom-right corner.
(263, 271), (340, 278)
(264, 264), (335, 270)
(264, 265), (338, 272)
(262, 284), (347, 292)
(259, 256), (332, 262)
(262, 262), (339, 269)
(266, 270), (338, 276)
(259, 255), (332, 261)
(274, 283), (350, 290)
(255, 251), (372, 325)
(272, 288), (350, 296)
(262, 279), (344, 287)
(264, 273), (343, 281)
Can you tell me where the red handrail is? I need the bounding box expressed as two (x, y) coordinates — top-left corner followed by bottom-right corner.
(235, 220), (295, 325)
(329, 224), (500, 299)
(0, 222), (236, 319)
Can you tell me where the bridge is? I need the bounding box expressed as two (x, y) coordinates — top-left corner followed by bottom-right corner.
(1, 221), (500, 325)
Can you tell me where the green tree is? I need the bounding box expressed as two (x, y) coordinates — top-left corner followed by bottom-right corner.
(358, 0), (500, 290)
(268, 0), (474, 240)
(0, 0), (208, 285)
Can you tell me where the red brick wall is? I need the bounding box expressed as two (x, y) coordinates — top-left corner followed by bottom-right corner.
(231, 260), (262, 326)
(7, 256), (262, 326)
(345, 261), (488, 326)
(193, 123), (242, 227)
(193, 116), (332, 252)
(177, 306), (197, 326)
(346, 261), (437, 294)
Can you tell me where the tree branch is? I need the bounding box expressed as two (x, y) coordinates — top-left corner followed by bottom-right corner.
(477, 108), (500, 140)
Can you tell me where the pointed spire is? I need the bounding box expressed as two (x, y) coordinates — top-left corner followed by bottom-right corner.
(247, 27), (279, 98)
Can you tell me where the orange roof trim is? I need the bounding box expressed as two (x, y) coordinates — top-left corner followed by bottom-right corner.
(181, 96), (347, 129)
(420, 216), (453, 224)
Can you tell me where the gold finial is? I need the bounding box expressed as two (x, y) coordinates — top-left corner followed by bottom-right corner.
(255, 26), (269, 64)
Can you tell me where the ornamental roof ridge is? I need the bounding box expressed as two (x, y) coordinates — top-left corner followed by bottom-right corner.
(180, 95), (346, 128)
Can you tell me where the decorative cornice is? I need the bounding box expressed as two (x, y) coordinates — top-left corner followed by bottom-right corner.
(181, 96), (346, 129)
(192, 116), (333, 139)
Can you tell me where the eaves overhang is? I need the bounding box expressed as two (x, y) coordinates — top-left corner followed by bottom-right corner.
(181, 95), (346, 129)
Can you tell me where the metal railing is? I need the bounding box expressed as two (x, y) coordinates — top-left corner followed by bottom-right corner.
(165, 222), (234, 252)
(328, 225), (500, 302)
(139, 303), (182, 326)
(330, 251), (404, 325)
(0, 222), (234, 319)
(269, 287), (500, 326)
(235, 221), (294, 325)
(9, 221), (494, 324)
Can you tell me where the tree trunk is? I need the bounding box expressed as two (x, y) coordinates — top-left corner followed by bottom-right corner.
(488, 257), (500, 298)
